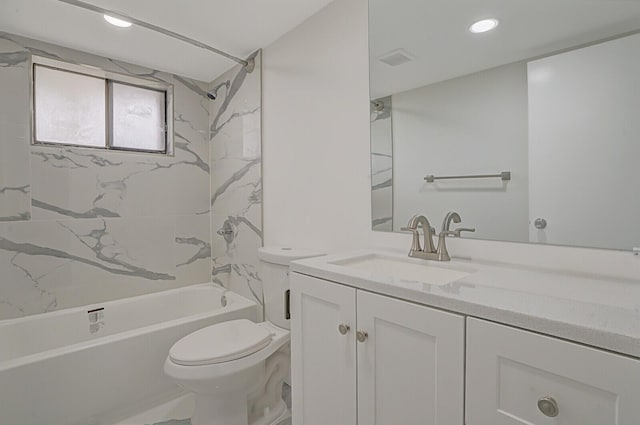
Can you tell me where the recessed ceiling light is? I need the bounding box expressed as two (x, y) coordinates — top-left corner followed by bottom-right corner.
(104, 14), (132, 28)
(469, 18), (499, 34)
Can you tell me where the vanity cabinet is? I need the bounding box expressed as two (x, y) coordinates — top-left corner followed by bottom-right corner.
(290, 273), (465, 425)
(466, 318), (640, 425)
(290, 273), (357, 425)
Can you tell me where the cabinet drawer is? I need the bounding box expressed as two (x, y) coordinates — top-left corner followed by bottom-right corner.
(466, 318), (640, 425)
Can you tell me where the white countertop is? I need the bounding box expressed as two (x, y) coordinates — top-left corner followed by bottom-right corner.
(291, 249), (640, 358)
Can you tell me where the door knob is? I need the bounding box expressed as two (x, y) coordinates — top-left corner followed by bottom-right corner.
(534, 218), (547, 229)
(356, 330), (368, 343)
(338, 324), (350, 335)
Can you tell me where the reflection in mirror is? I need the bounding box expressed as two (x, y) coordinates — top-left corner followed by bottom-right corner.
(369, 0), (640, 251)
(371, 96), (393, 231)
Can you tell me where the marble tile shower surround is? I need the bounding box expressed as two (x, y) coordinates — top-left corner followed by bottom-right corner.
(370, 96), (393, 231)
(208, 51), (264, 317)
(0, 33), (213, 319)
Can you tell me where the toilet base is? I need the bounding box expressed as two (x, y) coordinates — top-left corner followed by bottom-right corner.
(188, 345), (290, 425)
(249, 399), (287, 425)
(190, 387), (287, 425)
(191, 392), (249, 425)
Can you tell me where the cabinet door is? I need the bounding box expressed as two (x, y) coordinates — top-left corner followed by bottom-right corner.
(356, 290), (465, 425)
(466, 318), (640, 425)
(290, 273), (357, 425)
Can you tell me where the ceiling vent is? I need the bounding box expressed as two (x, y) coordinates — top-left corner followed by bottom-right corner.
(378, 49), (414, 67)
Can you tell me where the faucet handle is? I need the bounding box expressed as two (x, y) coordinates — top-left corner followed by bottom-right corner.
(401, 225), (436, 235)
(445, 227), (476, 237)
(401, 227), (422, 252)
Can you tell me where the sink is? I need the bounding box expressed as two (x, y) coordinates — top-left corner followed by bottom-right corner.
(330, 253), (473, 286)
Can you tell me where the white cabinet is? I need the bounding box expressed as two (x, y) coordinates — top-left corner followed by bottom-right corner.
(357, 290), (464, 425)
(466, 318), (640, 425)
(291, 273), (640, 425)
(290, 273), (357, 425)
(290, 273), (465, 425)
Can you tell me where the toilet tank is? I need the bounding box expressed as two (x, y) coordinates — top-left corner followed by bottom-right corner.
(258, 247), (323, 329)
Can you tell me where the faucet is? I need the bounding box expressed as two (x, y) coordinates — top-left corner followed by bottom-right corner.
(435, 211), (476, 261)
(401, 214), (436, 259)
(402, 212), (475, 261)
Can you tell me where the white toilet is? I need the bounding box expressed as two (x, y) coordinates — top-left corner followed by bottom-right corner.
(164, 247), (321, 425)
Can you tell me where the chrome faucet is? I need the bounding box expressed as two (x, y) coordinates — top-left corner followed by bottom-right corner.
(401, 214), (436, 257)
(402, 212), (475, 261)
(435, 211), (476, 261)
(401, 214), (436, 259)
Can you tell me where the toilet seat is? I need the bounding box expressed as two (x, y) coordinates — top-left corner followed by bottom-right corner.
(170, 319), (273, 366)
(165, 321), (290, 385)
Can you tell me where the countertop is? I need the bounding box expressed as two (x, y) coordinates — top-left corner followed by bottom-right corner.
(290, 249), (640, 358)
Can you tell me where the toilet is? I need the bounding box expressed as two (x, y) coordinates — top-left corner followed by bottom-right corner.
(164, 247), (322, 425)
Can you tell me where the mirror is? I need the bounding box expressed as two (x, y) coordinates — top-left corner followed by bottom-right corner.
(369, 0), (640, 251)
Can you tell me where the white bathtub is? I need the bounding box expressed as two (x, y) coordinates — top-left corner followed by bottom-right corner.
(0, 283), (259, 425)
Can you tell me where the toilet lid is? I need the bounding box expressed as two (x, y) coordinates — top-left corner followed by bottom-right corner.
(169, 319), (272, 366)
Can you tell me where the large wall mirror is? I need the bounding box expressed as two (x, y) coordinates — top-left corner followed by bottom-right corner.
(369, 0), (640, 252)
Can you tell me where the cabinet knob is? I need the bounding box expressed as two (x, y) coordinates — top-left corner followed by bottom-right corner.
(338, 324), (351, 335)
(356, 330), (368, 343)
(537, 396), (559, 417)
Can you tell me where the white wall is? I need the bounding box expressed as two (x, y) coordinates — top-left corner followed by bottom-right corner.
(392, 62), (529, 242)
(262, 0), (372, 252)
(261, 0), (640, 280)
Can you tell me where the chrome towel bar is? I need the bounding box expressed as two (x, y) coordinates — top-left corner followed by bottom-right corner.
(424, 171), (511, 183)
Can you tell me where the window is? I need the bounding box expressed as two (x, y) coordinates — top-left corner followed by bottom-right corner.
(32, 56), (173, 154)
(33, 65), (106, 148)
(110, 82), (166, 152)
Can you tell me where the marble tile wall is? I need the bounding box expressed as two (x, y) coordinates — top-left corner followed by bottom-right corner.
(209, 51), (264, 318)
(370, 96), (393, 231)
(0, 33), (211, 319)
(0, 36), (30, 222)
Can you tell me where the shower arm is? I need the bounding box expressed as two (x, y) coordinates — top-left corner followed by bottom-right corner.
(58, 0), (255, 72)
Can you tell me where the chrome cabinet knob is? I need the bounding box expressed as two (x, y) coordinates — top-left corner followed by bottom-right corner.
(356, 330), (368, 343)
(338, 324), (350, 335)
(534, 218), (547, 229)
(537, 396), (559, 417)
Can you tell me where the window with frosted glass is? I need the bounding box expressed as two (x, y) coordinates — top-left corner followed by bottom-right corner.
(34, 65), (106, 147)
(32, 58), (171, 154)
(110, 82), (166, 152)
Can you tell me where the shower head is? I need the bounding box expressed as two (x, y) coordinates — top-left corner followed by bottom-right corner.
(207, 81), (230, 101)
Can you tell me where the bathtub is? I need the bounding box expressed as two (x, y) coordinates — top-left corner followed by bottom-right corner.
(0, 283), (259, 425)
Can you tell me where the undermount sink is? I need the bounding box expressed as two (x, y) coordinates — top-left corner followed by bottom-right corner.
(329, 253), (473, 286)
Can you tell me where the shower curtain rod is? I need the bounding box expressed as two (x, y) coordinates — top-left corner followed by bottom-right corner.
(58, 0), (255, 72)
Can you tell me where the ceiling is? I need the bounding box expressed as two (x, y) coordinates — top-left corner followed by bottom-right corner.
(0, 0), (335, 82)
(370, 0), (640, 98)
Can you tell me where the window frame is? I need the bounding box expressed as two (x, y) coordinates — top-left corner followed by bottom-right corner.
(30, 55), (174, 155)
